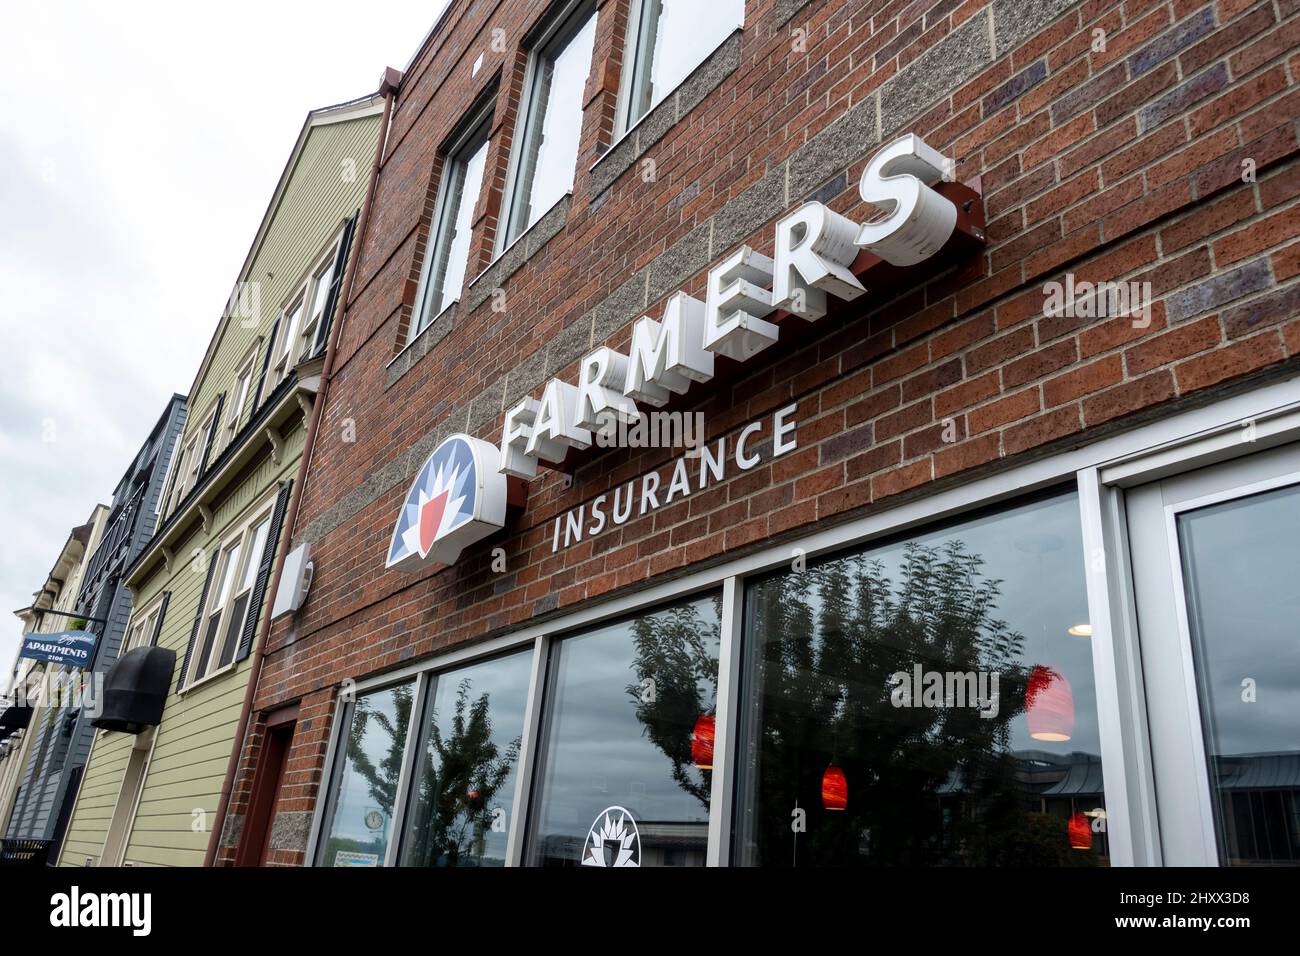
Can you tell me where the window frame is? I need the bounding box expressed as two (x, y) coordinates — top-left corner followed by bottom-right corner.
(498, 0), (598, 253)
(613, 0), (745, 138)
(184, 496), (276, 689)
(407, 101), (495, 345)
(226, 348), (258, 444)
(304, 378), (1300, 869)
(122, 592), (168, 655)
(312, 674), (424, 868)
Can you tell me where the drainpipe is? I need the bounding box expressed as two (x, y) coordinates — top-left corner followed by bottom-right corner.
(204, 66), (402, 867)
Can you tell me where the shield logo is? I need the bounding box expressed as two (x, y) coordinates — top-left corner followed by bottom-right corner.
(386, 434), (509, 570)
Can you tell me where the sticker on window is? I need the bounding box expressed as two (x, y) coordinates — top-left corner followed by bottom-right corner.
(580, 806), (641, 868)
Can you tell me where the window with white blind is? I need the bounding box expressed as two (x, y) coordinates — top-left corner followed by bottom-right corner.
(501, 0), (598, 248)
(410, 106), (493, 340)
(618, 0), (744, 134)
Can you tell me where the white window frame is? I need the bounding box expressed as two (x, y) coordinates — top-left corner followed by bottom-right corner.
(226, 349), (258, 444)
(155, 438), (181, 518)
(498, 0), (597, 253)
(122, 593), (168, 655)
(304, 376), (1300, 868)
(184, 497), (276, 690)
(614, 0), (745, 138)
(298, 237), (343, 362)
(407, 103), (494, 345)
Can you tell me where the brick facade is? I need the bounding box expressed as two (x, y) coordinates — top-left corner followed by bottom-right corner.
(218, 0), (1300, 865)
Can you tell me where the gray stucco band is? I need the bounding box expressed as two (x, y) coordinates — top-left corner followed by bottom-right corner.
(297, 3), (1081, 548)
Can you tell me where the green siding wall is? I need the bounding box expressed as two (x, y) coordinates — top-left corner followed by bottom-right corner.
(59, 111), (378, 867)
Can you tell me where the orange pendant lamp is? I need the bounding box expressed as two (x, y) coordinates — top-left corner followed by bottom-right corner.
(691, 714), (716, 770)
(1068, 811), (1092, 850)
(822, 765), (848, 811)
(1026, 664), (1074, 742)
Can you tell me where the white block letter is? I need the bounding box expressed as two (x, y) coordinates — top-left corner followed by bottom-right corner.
(772, 203), (865, 319)
(855, 134), (957, 266)
(624, 292), (715, 407)
(703, 246), (778, 361)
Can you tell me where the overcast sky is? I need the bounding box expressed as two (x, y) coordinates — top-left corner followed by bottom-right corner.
(0, 1), (448, 682)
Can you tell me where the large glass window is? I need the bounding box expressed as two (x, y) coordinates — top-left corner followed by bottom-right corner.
(398, 650), (533, 867)
(502, 2), (598, 247)
(735, 491), (1109, 866)
(525, 594), (721, 867)
(412, 111), (492, 339)
(1177, 482), (1300, 865)
(316, 681), (416, 867)
(621, 0), (743, 131)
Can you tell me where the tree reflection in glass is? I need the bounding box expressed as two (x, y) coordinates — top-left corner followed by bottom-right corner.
(735, 492), (1107, 866)
(400, 650), (531, 867)
(317, 681), (414, 866)
(525, 594), (721, 867)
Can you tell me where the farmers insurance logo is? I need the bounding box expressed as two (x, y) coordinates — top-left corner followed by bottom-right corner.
(581, 806), (641, 868)
(386, 434), (508, 570)
(385, 133), (969, 568)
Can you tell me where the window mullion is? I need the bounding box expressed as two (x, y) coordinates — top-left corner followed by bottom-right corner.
(505, 633), (549, 866)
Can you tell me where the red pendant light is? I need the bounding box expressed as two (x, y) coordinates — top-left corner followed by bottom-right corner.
(1069, 811), (1092, 850)
(1026, 664), (1074, 742)
(822, 765), (848, 811)
(691, 714), (715, 770)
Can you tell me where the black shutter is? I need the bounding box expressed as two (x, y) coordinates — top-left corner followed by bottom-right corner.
(148, 592), (170, 647)
(178, 555), (218, 692)
(313, 213), (358, 358)
(235, 479), (293, 663)
(251, 318), (280, 411)
(198, 393), (225, 476)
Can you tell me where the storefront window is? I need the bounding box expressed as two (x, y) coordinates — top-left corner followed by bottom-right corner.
(1177, 482), (1300, 865)
(735, 491), (1108, 866)
(525, 594), (721, 867)
(398, 650), (533, 867)
(315, 681), (415, 867)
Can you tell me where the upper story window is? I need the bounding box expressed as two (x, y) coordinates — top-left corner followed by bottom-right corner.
(270, 235), (342, 384)
(188, 505), (273, 685)
(122, 593), (167, 655)
(300, 252), (337, 359)
(274, 296), (305, 384)
(410, 107), (492, 341)
(226, 351), (257, 444)
(620, 0), (744, 133)
(501, 1), (599, 248)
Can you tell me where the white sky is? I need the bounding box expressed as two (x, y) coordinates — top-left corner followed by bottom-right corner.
(0, 1), (449, 682)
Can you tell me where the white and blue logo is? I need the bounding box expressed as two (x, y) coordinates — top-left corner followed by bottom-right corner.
(386, 434), (508, 570)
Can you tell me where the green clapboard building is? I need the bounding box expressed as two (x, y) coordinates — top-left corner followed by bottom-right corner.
(59, 94), (383, 867)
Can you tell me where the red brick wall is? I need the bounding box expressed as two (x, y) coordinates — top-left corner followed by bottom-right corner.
(218, 0), (1300, 864)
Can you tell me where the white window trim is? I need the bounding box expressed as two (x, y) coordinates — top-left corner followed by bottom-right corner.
(407, 102), (495, 347)
(611, 0), (745, 140)
(496, 0), (596, 256)
(182, 495), (276, 692)
(305, 374), (1300, 867)
(227, 349), (259, 443)
(122, 592), (168, 656)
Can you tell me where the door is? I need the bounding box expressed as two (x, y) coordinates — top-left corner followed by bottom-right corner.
(237, 721), (294, 866)
(1128, 441), (1300, 866)
(100, 727), (155, 866)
